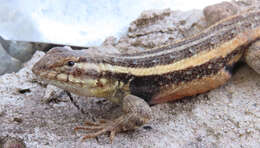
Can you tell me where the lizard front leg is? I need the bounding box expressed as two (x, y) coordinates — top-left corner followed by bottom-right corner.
(75, 94), (152, 142)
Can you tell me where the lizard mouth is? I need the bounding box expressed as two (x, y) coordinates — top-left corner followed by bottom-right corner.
(32, 58), (58, 80)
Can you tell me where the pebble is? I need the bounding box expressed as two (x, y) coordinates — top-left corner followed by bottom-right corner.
(0, 136), (26, 148)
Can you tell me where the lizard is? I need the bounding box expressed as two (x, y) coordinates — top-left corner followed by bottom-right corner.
(32, 9), (260, 141)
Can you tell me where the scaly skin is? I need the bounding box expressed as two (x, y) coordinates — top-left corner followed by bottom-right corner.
(32, 10), (260, 141)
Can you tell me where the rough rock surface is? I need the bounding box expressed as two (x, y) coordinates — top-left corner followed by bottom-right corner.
(245, 40), (260, 74)
(0, 136), (26, 148)
(115, 9), (206, 53)
(203, 0), (260, 26)
(203, 2), (238, 26)
(0, 1), (260, 148)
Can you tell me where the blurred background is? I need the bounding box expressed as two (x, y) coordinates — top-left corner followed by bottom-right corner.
(1, 0), (222, 46)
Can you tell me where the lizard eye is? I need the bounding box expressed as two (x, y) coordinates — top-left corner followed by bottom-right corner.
(67, 61), (75, 67)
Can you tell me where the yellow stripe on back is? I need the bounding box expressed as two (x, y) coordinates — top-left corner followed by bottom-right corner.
(76, 27), (260, 76)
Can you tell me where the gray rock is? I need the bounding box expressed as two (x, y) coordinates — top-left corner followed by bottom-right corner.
(115, 9), (206, 52)
(203, 2), (238, 26)
(0, 36), (8, 49)
(0, 44), (21, 75)
(32, 42), (52, 51)
(5, 40), (36, 62)
(245, 40), (260, 74)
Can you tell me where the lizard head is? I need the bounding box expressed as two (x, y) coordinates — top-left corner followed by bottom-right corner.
(32, 47), (121, 99)
(32, 47), (96, 96)
(32, 47), (82, 80)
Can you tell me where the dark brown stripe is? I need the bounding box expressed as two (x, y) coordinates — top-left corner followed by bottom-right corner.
(78, 42), (245, 83)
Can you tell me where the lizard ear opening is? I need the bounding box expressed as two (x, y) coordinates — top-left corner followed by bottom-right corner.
(67, 61), (75, 67)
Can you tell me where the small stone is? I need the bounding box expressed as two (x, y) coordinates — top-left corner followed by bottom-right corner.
(43, 85), (64, 100)
(203, 2), (238, 26)
(0, 107), (4, 117)
(0, 136), (26, 148)
(13, 117), (23, 123)
(244, 40), (260, 74)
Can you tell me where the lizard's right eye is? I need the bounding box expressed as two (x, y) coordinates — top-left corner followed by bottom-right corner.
(67, 61), (75, 67)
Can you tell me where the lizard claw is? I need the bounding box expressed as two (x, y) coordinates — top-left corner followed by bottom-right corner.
(74, 118), (121, 142)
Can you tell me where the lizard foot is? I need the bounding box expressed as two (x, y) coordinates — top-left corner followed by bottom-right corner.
(75, 115), (130, 142)
(75, 95), (152, 142)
